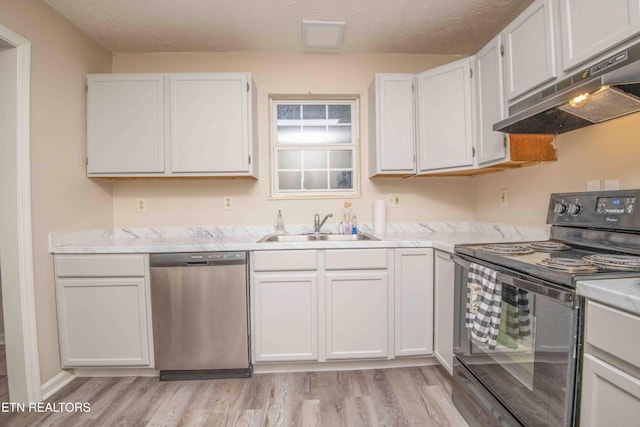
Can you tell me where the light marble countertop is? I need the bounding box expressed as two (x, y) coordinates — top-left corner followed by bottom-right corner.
(577, 277), (640, 316)
(49, 222), (550, 254)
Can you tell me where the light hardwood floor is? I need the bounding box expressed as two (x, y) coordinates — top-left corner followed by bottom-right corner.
(0, 365), (467, 427)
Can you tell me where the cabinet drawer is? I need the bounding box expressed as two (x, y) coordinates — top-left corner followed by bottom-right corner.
(325, 249), (388, 270)
(55, 254), (147, 277)
(253, 250), (317, 271)
(586, 301), (640, 369)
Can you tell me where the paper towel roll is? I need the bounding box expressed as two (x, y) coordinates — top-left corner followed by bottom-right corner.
(373, 200), (386, 235)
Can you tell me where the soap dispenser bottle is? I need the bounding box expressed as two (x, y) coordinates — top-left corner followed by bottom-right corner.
(275, 210), (285, 234)
(342, 201), (352, 235)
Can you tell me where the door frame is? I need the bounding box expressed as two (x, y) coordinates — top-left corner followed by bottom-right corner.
(0, 24), (42, 403)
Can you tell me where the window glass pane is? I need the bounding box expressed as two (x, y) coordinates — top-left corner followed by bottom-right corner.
(278, 171), (302, 190)
(302, 126), (327, 144)
(330, 171), (353, 189)
(303, 104), (326, 120)
(304, 171), (328, 190)
(328, 105), (351, 123)
(328, 126), (352, 144)
(303, 151), (327, 169)
(277, 105), (300, 120)
(277, 126), (301, 144)
(278, 150), (302, 169)
(329, 150), (352, 169)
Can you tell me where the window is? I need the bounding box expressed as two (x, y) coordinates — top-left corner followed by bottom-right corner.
(270, 97), (359, 198)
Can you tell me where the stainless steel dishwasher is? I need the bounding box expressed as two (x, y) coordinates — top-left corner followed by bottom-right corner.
(149, 251), (251, 381)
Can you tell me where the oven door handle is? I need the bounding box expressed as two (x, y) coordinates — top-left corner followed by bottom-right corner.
(453, 254), (574, 304)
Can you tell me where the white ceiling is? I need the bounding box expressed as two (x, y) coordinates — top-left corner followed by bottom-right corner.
(44, 0), (533, 55)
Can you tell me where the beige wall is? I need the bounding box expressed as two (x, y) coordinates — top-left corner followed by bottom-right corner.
(111, 52), (474, 227)
(473, 113), (640, 225)
(0, 1), (113, 383)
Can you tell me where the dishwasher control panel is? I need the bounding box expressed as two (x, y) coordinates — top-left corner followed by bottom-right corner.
(150, 251), (247, 267)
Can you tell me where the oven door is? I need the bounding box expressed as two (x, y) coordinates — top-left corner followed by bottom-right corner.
(453, 255), (581, 427)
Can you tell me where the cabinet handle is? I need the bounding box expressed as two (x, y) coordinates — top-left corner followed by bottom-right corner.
(469, 68), (473, 79)
(246, 82), (250, 92)
(472, 147), (476, 157)
(500, 44), (505, 56)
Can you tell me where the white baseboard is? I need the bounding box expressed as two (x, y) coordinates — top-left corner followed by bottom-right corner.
(73, 367), (159, 377)
(253, 356), (439, 374)
(41, 370), (75, 401)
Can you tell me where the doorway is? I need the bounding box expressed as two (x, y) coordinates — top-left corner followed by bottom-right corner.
(0, 25), (41, 403)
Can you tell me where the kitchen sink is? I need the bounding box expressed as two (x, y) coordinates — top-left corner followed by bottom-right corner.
(258, 233), (379, 243)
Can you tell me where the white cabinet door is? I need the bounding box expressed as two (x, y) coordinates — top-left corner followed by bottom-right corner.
(476, 35), (510, 166)
(394, 249), (433, 357)
(560, 0), (640, 70)
(325, 271), (389, 359)
(434, 250), (455, 374)
(87, 75), (165, 174)
(580, 354), (640, 426)
(503, 0), (558, 100)
(252, 273), (318, 362)
(368, 74), (416, 176)
(416, 57), (475, 172)
(169, 74), (251, 174)
(56, 277), (152, 367)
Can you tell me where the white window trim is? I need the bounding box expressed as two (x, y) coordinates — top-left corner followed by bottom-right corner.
(269, 95), (361, 199)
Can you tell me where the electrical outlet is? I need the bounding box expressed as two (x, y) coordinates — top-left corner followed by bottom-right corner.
(223, 196), (233, 210)
(499, 189), (508, 206)
(387, 193), (401, 208)
(136, 198), (146, 212)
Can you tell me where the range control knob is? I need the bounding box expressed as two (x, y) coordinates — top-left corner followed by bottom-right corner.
(567, 202), (582, 216)
(554, 201), (568, 216)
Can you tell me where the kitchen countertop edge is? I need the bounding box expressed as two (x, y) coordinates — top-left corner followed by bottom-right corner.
(577, 278), (640, 316)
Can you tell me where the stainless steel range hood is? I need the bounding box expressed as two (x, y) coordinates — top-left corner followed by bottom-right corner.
(494, 42), (640, 134)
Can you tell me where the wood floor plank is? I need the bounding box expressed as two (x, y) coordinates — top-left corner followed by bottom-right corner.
(299, 399), (320, 427)
(421, 385), (469, 427)
(0, 365), (465, 426)
(366, 369), (410, 427)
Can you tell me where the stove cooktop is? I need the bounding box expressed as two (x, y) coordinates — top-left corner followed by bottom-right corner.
(455, 240), (640, 288)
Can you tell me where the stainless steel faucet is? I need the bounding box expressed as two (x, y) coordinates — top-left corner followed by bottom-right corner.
(314, 213), (333, 233)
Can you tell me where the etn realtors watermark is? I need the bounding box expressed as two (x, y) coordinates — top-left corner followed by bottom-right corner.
(1, 401), (91, 413)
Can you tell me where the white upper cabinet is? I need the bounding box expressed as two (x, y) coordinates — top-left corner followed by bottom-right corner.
(560, 0), (640, 70)
(87, 75), (165, 174)
(475, 35), (509, 166)
(86, 72), (257, 178)
(169, 74), (251, 174)
(416, 57), (476, 173)
(503, 0), (558, 101)
(368, 74), (416, 176)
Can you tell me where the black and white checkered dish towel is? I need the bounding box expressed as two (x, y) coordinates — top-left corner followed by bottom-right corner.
(465, 263), (502, 351)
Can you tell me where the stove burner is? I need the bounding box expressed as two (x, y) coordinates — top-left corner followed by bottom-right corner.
(527, 241), (572, 252)
(536, 257), (599, 273)
(583, 254), (640, 271)
(479, 244), (535, 255)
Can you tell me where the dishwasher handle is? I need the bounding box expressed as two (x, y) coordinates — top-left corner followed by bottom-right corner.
(150, 251), (247, 267)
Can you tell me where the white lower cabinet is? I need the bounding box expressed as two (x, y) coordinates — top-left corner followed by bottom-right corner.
(54, 254), (153, 367)
(434, 250), (455, 374)
(252, 272), (318, 362)
(394, 249), (433, 357)
(325, 271), (389, 359)
(581, 354), (640, 426)
(580, 300), (640, 425)
(251, 249), (394, 363)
